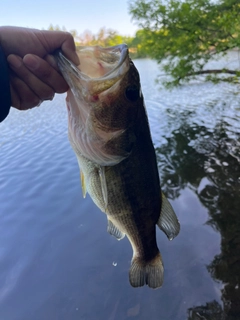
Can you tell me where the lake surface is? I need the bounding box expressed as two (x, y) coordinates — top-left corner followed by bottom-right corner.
(1, 53), (240, 320)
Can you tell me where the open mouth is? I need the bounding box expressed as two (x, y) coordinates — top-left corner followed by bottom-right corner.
(56, 44), (130, 95)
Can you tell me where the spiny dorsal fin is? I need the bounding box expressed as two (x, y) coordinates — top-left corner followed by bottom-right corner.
(107, 219), (125, 241)
(157, 192), (180, 240)
(80, 171), (87, 198)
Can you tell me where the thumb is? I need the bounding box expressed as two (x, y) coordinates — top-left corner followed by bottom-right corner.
(40, 30), (80, 66)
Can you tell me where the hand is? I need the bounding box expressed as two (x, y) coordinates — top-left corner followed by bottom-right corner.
(0, 26), (79, 110)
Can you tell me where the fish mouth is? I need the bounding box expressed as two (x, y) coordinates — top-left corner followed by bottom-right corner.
(56, 44), (129, 97)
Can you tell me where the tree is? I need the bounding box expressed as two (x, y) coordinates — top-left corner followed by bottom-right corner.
(129, 29), (151, 58)
(154, 110), (240, 319)
(129, 0), (240, 87)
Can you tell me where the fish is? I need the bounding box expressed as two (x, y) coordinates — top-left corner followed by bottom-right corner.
(55, 45), (180, 289)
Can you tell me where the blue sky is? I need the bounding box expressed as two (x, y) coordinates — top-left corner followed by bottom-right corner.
(1, 0), (138, 36)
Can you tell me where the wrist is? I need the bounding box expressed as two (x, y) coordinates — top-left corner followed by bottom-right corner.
(0, 43), (11, 122)
(0, 26), (6, 53)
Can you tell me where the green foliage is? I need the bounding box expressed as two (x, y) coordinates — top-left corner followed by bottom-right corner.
(47, 25), (146, 59)
(129, 29), (153, 57)
(129, 0), (240, 87)
(47, 25), (134, 49)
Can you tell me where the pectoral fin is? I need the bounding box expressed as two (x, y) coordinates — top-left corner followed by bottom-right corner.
(80, 171), (87, 198)
(76, 157), (87, 198)
(157, 192), (180, 240)
(107, 219), (125, 240)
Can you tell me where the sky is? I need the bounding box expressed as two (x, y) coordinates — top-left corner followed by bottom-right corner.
(1, 0), (139, 36)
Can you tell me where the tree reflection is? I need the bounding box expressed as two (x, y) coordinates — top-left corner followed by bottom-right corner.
(155, 112), (240, 320)
(188, 300), (224, 320)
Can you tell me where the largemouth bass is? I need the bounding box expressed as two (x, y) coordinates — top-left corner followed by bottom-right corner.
(56, 45), (180, 289)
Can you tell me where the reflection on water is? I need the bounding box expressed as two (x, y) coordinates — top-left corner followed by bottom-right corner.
(0, 54), (240, 319)
(155, 115), (240, 320)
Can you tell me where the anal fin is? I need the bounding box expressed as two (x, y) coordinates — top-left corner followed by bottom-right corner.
(107, 219), (125, 241)
(157, 192), (180, 240)
(99, 166), (108, 212)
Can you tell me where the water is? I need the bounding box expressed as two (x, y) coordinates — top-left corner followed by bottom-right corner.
(0, 53), (240, 320)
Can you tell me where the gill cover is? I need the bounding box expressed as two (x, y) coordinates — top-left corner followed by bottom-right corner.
(56, 45), (131, 167)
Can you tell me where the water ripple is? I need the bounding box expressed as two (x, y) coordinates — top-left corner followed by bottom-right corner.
(0, 55), (239, 320)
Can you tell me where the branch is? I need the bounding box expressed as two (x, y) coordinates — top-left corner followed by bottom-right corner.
(209, 46), (232, 55)
(176, 68), (239, 84)
(186, 69), (239, 77)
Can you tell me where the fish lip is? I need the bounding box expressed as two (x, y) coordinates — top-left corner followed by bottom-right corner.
(57, 44), (129, 82)
(94, 44), (129, 80)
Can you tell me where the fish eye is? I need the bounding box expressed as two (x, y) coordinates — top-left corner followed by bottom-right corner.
(125, 85), (139, 102)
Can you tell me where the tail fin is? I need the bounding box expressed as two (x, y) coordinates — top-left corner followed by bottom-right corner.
(129, 253), (164, 289)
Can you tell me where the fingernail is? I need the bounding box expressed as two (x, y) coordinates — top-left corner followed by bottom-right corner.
(36, 100), (42, 107)
(8, 55), (22, 68)
(45, 94), (55, 101)
(23, 54), (39, 71)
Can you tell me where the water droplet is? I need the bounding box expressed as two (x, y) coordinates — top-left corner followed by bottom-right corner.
(112, 262), (117, 267)
(206, 167), (215, 173)
(222, 162), (229, 166)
